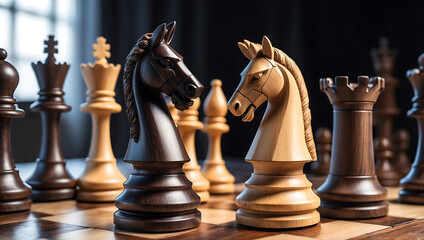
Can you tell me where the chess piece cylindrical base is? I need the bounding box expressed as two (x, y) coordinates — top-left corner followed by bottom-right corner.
(399, 167), (424, 204)
(76, 160), (126, 202)
(209, 183), (235, 194)
(378, 178), (400, 187)
(318, 200), (388, 219)
(0, 170), (32, 212)
(30, 188), (75, 202)
(185, 169), (210, 202)
(317, 175), (388, 219)
(0, 199), (32, 213)
(196, 191), (210, 203)
(114, 209), (201, 233)
(399, 189), (424, 204)
(236, 209), (319, 229)
(114, 161), (201, 232)
(27, 161), (76, 201)
(236, 160), (320, 229)
(202, 163), (235, 194)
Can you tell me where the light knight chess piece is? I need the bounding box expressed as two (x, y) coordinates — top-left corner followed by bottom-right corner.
(227, 36), (320, 229)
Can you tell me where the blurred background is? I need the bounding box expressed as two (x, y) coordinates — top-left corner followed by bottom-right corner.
(3, 0), (424, 163)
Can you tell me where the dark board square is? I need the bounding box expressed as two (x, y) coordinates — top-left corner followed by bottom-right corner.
(354, 216), (415, 227)
(0, 219), (85, 239)
(0, 211), (51, 225)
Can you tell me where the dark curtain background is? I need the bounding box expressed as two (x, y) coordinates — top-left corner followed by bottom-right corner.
(100, 0), (424, 160)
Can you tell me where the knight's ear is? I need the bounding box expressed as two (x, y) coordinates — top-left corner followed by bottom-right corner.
(262, 36), (274, 60)
(165, 21), (176, 44)
(238, 42), (253, 59)
(151, 23), (167, 48)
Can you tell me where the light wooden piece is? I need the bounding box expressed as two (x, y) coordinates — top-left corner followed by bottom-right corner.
(202, 79), (235, 194)
(178, 98), (210, 202)
(77, 36), (126, 202)
(167, 97), (180, 124)
(227, 37), (319, 229)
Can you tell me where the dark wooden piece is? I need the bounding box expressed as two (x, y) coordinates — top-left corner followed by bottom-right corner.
(393, 129), (411, 177)
(371, 37), (400, 141)
(115, 22), (203, 232)
(375, 137), (401, 186)
(399, 53), (424, 204)
(26, 35), (75, 201)
(310, 127), (332, 176)
(318, 76), (388, 219)
(0, 48), (32, 212)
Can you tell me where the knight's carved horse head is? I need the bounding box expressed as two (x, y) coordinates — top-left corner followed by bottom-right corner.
(227, 36), (316, 160)
(123, 22), (203, 142)
(227, 36), (284, 122)
(139, 22), (203, 110)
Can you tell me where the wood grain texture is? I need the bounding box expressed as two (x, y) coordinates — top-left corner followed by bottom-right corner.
(0, 48), (32, 212)
(399, 53), (424, 204)
(4, 161), (424, 239)
(77, 36), (126, 202)
(178, 98), (210, 202)
(115, 22), (203, 233)
(351, 219), (424, 240)
(318, 76), (388, 219)
(227, 37), (319, 229)
(26, 35), (76, 202)
(202, 79), (235, 194)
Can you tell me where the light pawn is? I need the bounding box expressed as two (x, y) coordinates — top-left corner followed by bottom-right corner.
(202, 79), (235, 194)
(178, 98), (210, 202)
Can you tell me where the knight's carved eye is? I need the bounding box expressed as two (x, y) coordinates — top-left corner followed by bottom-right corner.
(158, 59), (171, 68)
(253, 72), (263, 80)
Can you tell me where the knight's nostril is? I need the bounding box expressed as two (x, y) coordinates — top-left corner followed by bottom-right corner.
(234, 102), (240, 110)
(186, 84), (195, 93)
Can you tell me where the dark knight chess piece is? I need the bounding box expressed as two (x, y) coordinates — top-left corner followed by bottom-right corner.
(399, 53), (424, 204)
(114, 22), (203, 232)
(26, 36), (76, 201)
(318, 76), (388, 219)
(0, 48), (32, 212)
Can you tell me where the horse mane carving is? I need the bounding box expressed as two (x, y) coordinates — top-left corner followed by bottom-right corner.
(241, 40), (316, 160)
(273, 48), (317, 160)
(123, 33), (152, 142)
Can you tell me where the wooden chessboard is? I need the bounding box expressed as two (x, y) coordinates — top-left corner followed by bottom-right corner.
(3, 159), (424, 239)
